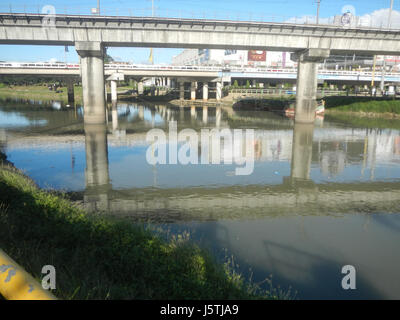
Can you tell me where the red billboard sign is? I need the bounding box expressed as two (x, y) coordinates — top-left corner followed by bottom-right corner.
(248, 50), (266, 62)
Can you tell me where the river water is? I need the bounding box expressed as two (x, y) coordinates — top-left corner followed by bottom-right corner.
(1, 98), (400, 299)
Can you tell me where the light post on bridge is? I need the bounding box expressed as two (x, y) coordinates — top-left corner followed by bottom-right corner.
(91, 0), (100, 15)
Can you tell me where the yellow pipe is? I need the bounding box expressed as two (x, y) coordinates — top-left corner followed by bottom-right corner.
(0, 249), (56, 300)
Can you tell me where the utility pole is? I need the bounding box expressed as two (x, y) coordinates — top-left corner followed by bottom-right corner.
(388, 0), (394, 28)
(316, 0), (321, 24)
(381, 1), (393, 95)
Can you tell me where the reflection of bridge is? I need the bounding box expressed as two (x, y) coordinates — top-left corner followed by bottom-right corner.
(3, 13), (400, 123)
(2, 101), (399, 218)
(80, 119), (400, 218)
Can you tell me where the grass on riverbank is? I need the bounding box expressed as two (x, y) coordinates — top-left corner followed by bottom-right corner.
(324, 96), (400, 115)
(0, 162), (277, 300)
(0, 85), (83, 105)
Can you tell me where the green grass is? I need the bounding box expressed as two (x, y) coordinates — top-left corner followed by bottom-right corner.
(0, 85), (83, 105)
(324, 96), (400, 114)
(0, 162), (281, 300)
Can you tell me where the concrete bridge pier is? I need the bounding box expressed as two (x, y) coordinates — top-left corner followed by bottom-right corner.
(111, 80), (117, 102)
(191, 81), (197, 100)
(203, 83), (209, 101)
(291, 48), (330, 123)
(179, 82), (185, 100)
(76, 41), (106, 124)
(216, 82), (222, 101)
(111, 101), (118, 132)
(137, 81), (144, 95)
(104, 84), (108, 102)
(67, 79), (74, 104)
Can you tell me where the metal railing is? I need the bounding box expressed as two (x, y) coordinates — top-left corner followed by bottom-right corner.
(0, 4), (399, 30)
(0, 62), (397, 77)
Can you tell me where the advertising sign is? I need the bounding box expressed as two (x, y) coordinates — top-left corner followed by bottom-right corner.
(248, 50), (266, 61)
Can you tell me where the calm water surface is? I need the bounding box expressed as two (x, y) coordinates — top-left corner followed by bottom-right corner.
(1, 98), (400, 299)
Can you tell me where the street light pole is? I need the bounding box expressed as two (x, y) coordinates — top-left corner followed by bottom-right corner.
(388, 0), (394, 28)
(316, 0), (321, 24)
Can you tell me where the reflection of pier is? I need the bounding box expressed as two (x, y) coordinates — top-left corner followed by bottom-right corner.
(84, 123), (111, 212)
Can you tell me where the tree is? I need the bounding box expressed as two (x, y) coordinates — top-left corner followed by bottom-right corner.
(103, 48), (114, 63)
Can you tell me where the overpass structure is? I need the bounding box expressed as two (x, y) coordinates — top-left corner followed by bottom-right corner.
(1, 62), (399, 105)
(1, 62), (398, 83)
(2, 13), (400, 123)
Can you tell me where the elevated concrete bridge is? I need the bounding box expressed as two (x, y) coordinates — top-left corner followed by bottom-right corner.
(1, 13), (400, 123)
(1, 63), (397, 83)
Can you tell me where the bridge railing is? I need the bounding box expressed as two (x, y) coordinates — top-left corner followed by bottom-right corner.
(1, 4), (400, 30)
(230, 88), (359, 97)
(1, 62), (399, 77)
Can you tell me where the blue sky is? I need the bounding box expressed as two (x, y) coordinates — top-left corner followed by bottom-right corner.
(0, 0), (398, 64)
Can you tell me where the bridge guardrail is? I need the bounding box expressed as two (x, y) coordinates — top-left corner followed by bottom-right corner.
(0, 63), (398, 77)
(1, 5), (399, 30)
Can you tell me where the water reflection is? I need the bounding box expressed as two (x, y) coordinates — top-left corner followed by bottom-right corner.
(84, 123), (111, 212)
(290, 123), (314, 181)
(1, 99), (400, 299)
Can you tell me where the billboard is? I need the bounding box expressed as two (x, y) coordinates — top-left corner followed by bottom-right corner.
(248, 50), (266, 62)
(225, 49), (237, 55)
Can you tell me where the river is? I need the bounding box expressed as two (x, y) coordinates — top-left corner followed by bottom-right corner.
(1, 98), (400, 299)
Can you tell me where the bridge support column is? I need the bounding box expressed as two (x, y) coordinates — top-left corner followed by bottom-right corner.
(291, 48), (330, 123)
(111, 80), (117, 102)
(179, 82), (185, 100)
(76, 41), (106, 124)
(105, 84), (108, 102)
(203, 82), (208, 101)
(111, 101), (118, 131)
(67, 79), (75, 104)
(138, 81), (144, 95)
(216, 82), (222, 101)
(191, 81), (197, 100)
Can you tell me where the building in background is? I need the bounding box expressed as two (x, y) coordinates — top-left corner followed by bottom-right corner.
(172, 49), (295, 68)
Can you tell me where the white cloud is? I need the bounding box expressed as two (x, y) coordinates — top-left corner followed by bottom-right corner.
(286, 8), (400, 29)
